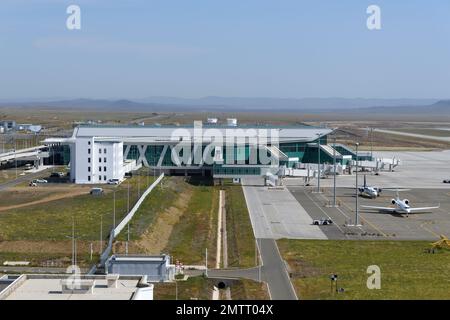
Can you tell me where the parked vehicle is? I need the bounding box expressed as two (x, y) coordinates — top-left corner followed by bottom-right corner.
(29, 181), (37, 187)
(107, 178), (120, 185)
(443, 179), (450, 183)
(50, 172), (65, 178)
(312, 218), (333, 226)
(90, 187), (104, 196)
(32, 179), (48, 184)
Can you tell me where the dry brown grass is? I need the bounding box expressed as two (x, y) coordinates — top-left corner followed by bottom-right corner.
(134, 190), (193, 254)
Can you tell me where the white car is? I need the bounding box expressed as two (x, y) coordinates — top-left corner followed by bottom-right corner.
(32, 179), (48, 184)
(313, 218), (333, 226)
(107, 179), (120, 185)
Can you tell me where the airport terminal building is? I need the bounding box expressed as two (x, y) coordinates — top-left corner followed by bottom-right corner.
(44, 123), (351, 184)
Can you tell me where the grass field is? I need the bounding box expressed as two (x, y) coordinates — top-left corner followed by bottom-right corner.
(153, 276), (268, 300)
(163, 177), (219, 266)
(124, 177), (256, 269)
(0, 172), (160, 267)
(0, 250), (98, 268)
(278, 239), (450, 300)
(221, 182), (256, 268)
(0, 172), (155, 241)
(120, 176), (219, 266)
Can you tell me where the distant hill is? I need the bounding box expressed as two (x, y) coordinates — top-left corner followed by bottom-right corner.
(356, 100), (450, 114)
(0, 97), (440, 113)
(429, 100), (450, 109)
(136, 96), (437, 110)
(0, 97), (450, 115)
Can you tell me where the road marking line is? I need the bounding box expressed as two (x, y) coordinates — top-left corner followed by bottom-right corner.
(320, 189), (386, 236)
(301, 189), (348, 238)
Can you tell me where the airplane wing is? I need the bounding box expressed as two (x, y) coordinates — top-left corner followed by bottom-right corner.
(408, 206), (440, 213)
(361, 205), (397, 212)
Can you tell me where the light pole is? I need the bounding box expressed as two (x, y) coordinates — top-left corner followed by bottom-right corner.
(316, 133), (322, 193)
(126, 223), (130, 255)
(65, 216), (77, 268)
(138, 175), (140, 198)
(14, 139), (17, 179)
(99, 214), (103, 254)
(333, 135), (337, 207)
(369, 127), (374, 160)
(355, 142), (360, 226)
(127, 180), (130, 212)
(113, 190), (116, 229)
(205, 248), (208, 277)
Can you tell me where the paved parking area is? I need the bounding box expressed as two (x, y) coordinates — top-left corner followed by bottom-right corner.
(288, 186), (450, 240)
(242, 151), (450, 241)
(242, 178), (326, 239)
(314, 150), (450, 190)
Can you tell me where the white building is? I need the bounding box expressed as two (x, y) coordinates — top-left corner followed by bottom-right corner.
(72, 137), (124, 184)
(44, 124), (335, 184)
(0, 274), (153, 300)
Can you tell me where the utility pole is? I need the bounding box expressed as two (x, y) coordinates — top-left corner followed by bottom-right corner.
(255, 239), (258, 266)
(127, 180), (130, 212)
(14, 139), (17, 179)
(100, 214), (103, 254)
(138, 175), (140, 198)
(355, 142), (360, 226)
(258, 239), (261, 283)
(333, 135), (337, 207)
(316, 133), (322, 193)
(72, 217), (75, 267)
(205, 248), (208, 277)
(113, 191), (116, 229)
(370, 127), (374, 160)
(66, 216), (77, 269)
(126, 223), (130, 255)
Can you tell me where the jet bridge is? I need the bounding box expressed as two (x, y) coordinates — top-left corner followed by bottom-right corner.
(0, 145), (49, 166)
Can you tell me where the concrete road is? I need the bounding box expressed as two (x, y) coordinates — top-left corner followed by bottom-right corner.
(0, 168), (51, 191)
(257, 238), (297, 300)
(374, 128), (450, 142)
(242, 178), (327, 239)
(239, 178), (303, 300)
(207, 239), (298, 300)
(207, 267), (260, 282)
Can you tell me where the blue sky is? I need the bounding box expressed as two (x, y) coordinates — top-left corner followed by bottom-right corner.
(0, 0), (449, 100)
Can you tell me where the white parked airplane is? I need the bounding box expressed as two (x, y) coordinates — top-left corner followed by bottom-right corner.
(358, 175), (382, 199)
(361, 191), (439, 217)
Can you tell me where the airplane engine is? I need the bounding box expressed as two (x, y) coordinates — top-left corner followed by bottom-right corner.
(404, 199), (409, 205)
(391, 199), (396, 205)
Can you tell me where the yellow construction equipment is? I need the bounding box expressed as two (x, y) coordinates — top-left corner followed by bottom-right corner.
(431, 235), (450, 250)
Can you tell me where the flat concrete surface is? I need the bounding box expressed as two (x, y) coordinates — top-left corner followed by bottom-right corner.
(0, 168), (51, 191)
(242, 177), (326, 239)
(207, 267), (260, 282)
(288, 150), (450, 190)
(289, 186), (450, 240)
(374, 128), (450, 142)
(207, 240), (298, 300)
(257, 239), (297, 300)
